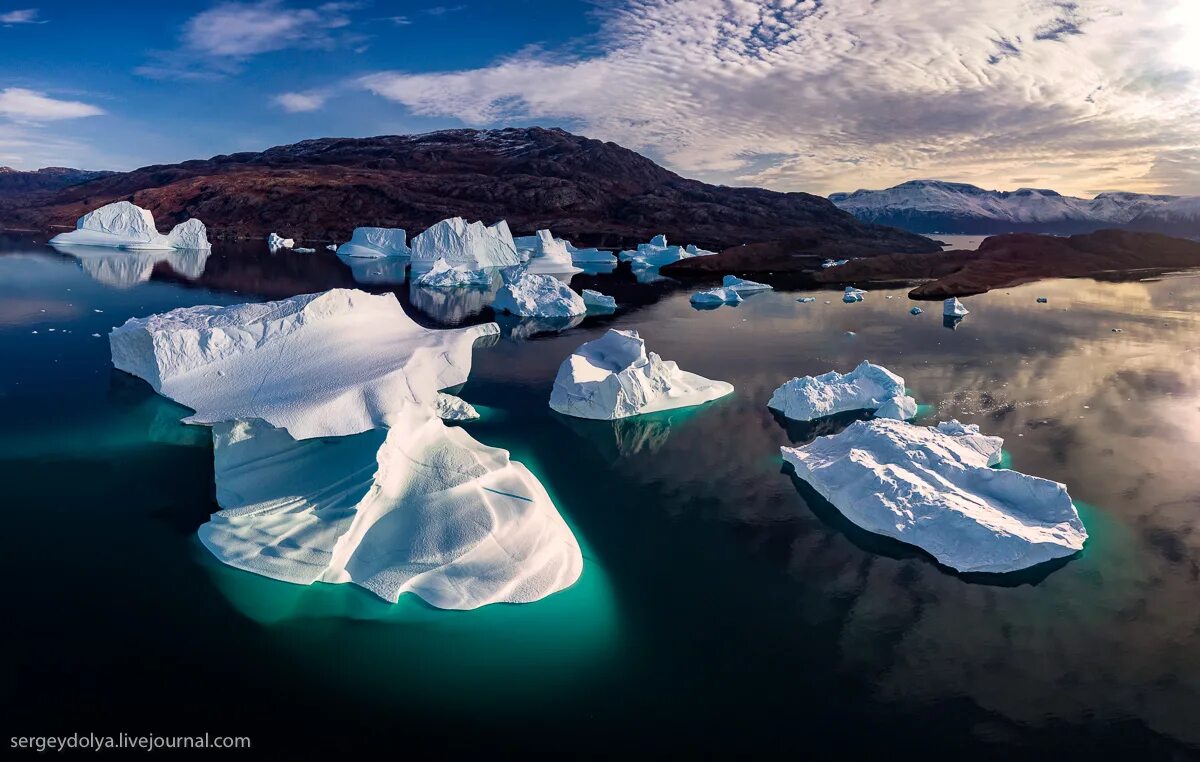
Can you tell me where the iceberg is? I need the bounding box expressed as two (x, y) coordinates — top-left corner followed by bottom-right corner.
(781, 418), (1087, 573)
(566, 241), (617, 264)
(267, 232), (294, 251)
(435, 391), (479, 421)
(325, 244), (337, 252)
(944, 297), (970, 317)
(910, 306), (923, 315)
(48, 201), (211, 251)
(412, 258), (492, 288)
(336, 227), (410, 259)
(491, 270), (587, 318)
(109, 288), (498, 440)
(582, 288), (617, 312)
(797, 296), (816, 303)
(410, 217), (520, 270)
(821, 258), (849, 268)
(690, 287), (743, 306)
(722, 275), (772, 294)
(549, 328), (733, 420)
(843, 286), (867, 303)
(618, 234), (715, 269)
(202, 413), (582, 609)
(513, 230), (584, 274)
(768, 361), (917, 422)
(293, 247), (316, 254)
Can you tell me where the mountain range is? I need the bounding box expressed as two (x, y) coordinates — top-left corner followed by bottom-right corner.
(0, 127), (935, 256)
(0, 166), (114, 197)
(829, 180), (1200, 237)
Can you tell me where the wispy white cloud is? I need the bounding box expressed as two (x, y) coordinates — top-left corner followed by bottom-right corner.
(0, 87), (103, 121)
(138, 0), (364, 80)
(0, 8), (44, 25)
(273, 90), (329, 112)
(355, 0), (1200, 196)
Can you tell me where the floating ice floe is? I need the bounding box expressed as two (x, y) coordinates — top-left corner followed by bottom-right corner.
(797, 296), (816, 303)
(690, 287), (743, 307)
(48, 201), (211, 251)
(944, 297), (970, 317)
(203, 414), (581, 609)
(549, 328), (733, 420)
(618, 234), (717, 269)
(293, 247), (316, 254)
(910, 306), (923, 315)
(843, 286), (867, 303)
(821, 258), (849, 268)
(435, 391), (480, 421)
(267, 232), (294, 251)
(410, 217), (520, 270)
(768, 361), (917, 422)
(513, 230), (584, 274)
(492, 270), (587, 318)
(582, 288), (617, 312)
(412, 257), (491, 288)
(109, 288), (497, 439)
(112, 288), (582, 608)
(325, 244), (338, 252)
(722, 275), (773, 294)
(336, 227), (410, 258)
(781, 418), (1087, 573)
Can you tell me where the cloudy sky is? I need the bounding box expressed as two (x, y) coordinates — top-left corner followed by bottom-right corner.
(3, 0), (1199, 197)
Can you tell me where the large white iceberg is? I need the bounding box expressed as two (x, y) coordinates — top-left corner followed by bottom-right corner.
(109, 288), (497, 440)
(513, 230), (584, 274)
(769, 361), (917, 422)
(722, 275), (772, 294)
(690, 287), (742, 306)
(202, 411), (581, 610)
(413, 258), (491, 288)
(944, 297), (969, 317)
(492, 271), (586, 318)
(549, 328), (733, 420)
(781, 418), (1087, 573)
(267, 232), (294, 251)
(336, 227), (410, 258)
(48, 201), (211, 251)
(410, 217), (520, 269)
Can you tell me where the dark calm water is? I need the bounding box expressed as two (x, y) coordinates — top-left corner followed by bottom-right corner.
(3, 237), (1200, 757)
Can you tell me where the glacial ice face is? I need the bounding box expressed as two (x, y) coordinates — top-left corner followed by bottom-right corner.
(582, 288), (617, 312)
(492, 271), (587, 318)
(722, 275), (772, 294)
(336, 227), (410, 258)
(513, 230), (583, 274)
(267, 232), (294, 251)
(410, 217), (521, 269)
(47, 201), (211, 251)
(781, 417), (1087, 573)
(413, 258), (491, 288)
(768, 361), (917, 422)
(109, 288), (498, 440)
(690, 287), (743, 306)
(944, 297), (970, 317)
(549, 328), (734, 420)
(202, 414), (582, 609)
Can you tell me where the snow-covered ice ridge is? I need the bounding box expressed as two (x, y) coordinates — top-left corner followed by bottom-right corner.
(110, 288), (582, 609)
(829, 179), (1198, 232)
(768, 361), (916, 422)
(48, 201), (211, 251)
(782, 418), (1087, 573)
(549, 329), (733, 420)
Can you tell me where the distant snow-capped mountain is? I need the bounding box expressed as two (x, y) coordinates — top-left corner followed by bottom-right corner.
(828, 180), (1198, 236)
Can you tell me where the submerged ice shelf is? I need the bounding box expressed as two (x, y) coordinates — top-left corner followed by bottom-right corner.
(782, 418), (1087, 573)
(549, 328), (733, 420)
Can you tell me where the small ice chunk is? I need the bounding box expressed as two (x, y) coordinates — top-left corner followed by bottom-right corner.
(722, 275), (773, 294)
(843, 287), (866, 303)
(781, 418), (1087, 573)
(768, 361), (917, 422)
(944, 297), (970, 317)
(267, 232), (294, 251)
(434, 392), (480, 421)
(821, 258), (849, 268)
(690, 287), (743, 306)
(549, 329), (733, 420)
(582, 288), (617, 311)
(293, 247), (316, 254)
(910, 306), (923, 315)
(797, 297), (816, 303)
(1037, 297), (1048, 303)
(325, 244), (338, 252)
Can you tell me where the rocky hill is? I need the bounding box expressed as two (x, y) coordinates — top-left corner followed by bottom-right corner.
(0, 127), (935, 254)
(0, 166), (114, 196)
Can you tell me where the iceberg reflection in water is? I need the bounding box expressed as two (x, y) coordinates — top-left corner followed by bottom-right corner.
(52, 244), (211, 288)
(338, 253), (409, 285)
